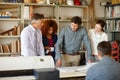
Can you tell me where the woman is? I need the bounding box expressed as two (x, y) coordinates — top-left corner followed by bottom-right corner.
(88, 19), (108, 62)
(41, 19), (58, 61)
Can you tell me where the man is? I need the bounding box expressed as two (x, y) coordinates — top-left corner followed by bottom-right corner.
(21, 13), (45, 56)
(86, 41), (120, 80)
(55, 16), (92, 67)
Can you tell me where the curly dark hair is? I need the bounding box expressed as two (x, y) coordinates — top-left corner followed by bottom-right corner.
(41, 19), (58, 36)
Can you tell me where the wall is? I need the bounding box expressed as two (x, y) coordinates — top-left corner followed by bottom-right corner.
(94, 0), (111, 18)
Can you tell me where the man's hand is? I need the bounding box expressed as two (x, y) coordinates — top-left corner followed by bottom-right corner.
(88, 59), (92, 63)
(55, 58), (62, 67)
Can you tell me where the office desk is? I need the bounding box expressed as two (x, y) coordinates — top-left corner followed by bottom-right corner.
(0, 63), (96, 80)
(0, 66), (88, 80)
(0, 56), (97, 80)
(0, 73), (85, 80)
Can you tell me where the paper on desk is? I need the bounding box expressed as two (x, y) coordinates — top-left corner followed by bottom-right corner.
(76, 62), (97, 73)
(57, 62), (97, 74)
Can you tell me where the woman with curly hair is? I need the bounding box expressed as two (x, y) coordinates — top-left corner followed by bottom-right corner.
(41, 19), (58, 61)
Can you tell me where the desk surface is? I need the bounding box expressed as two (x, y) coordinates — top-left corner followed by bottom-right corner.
(58, 65), (87, 78)
(0, 63), (96, 80)
(0, 66), (87, 80)
(0, 72), (85, 80)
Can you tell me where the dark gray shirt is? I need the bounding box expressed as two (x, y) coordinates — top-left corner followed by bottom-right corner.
(55, 25), (92, 61)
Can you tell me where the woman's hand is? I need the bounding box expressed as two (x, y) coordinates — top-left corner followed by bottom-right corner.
(45, 46), (51, 53)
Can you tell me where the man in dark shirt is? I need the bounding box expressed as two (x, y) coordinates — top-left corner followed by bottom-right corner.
(55, 16), (92, 67)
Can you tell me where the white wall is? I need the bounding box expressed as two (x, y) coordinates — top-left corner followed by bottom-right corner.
(94, 0), (111, 18)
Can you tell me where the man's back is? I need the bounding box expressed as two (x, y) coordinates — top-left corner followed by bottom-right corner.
(86, 56), (120, 80)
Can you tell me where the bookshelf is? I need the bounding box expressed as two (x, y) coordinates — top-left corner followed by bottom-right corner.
(105, 4), (120, 41)
(23, 3), (56, 27)
(0, 3), (22, 55)
(0, 1), (89, 56)
(57, 5), (88, 32)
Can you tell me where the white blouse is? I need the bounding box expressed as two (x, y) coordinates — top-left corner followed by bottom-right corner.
(88, 29), (108, 55)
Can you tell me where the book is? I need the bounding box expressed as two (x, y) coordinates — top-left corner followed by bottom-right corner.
(30, 6), (33, 19)
(11, 40), (17, 53)
(0, 28), (14, 35)
(0, 45), (3, 53)
(2, 44), (10, 53)
(16, 40), (20, 52)
(17, 25), (21, 35)
(20, 24), (24, 33)
(24, 6), (30, 19)
(12, 26), (17, 35)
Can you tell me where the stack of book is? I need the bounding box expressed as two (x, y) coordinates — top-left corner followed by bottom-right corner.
(105, 5), (120, 18)
(0, 40), (21, 53)
(106, 20), (120, 31)
(0, 24), (23, 36)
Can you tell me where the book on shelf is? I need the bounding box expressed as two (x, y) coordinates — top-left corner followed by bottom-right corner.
(17, 25), (21, 35)
(24, 6), (30, 19)
(11, 40), (21, 53)
(105, 5), (120, 18)
(106, 19), (120, 31)
(17, 24), (24, 35)
(0, 28), (14, 35)
(105, 6), (113, 17)
(116, 20), (120, 31)
(106, 20), (116, 31)
(0, 25), (23, 36)
(20, 24), (24, 33)
(24, 6), (33, 19)
(30, 6), (33, 19)
(9, 31), (13, 36)
(12, 26), (17, 35)
(0, 45), (3, 53)
(2, 44), (10, 53)
(0, 40), (21, 53)
(114, 6), (120, 17)
(16, 40), (21, 53)
(11, 40), (17, 53)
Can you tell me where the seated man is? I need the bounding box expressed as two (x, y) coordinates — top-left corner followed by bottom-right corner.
(86, 41), (120, 80)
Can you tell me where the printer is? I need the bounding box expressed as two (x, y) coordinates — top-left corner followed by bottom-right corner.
(0, 56), (59, 80)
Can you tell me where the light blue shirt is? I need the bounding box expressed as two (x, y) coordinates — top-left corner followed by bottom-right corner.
(86, 56), (120, 80)
(20, 24), (45, 56)
(55, 25), (92, 61)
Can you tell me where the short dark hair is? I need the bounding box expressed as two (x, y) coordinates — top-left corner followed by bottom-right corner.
(71, 16), (82, 25)
(97, 41), (111, 57)
(31, 13), (44, 21)
(96, 19), (105, 31)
